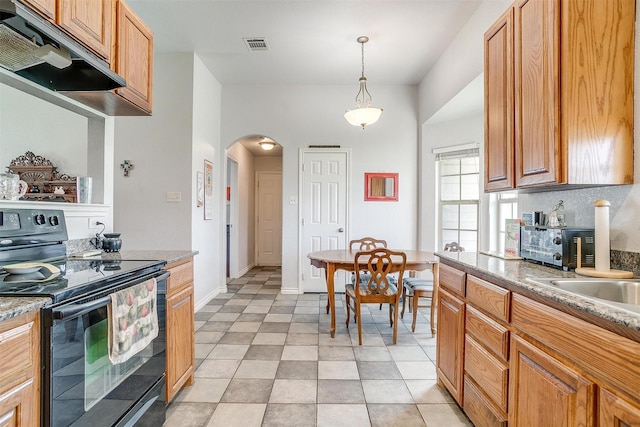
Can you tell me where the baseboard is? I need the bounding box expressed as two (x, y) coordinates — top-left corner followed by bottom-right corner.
(280, 288), (302, 295)
(235, 263), (253, 278)
(195, 286), (225, 312)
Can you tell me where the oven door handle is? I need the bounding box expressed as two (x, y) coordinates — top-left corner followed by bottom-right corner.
(53, 295), (112, 320)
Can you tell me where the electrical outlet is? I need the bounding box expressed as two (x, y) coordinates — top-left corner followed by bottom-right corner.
(88, 218), (103, 229)
(166, 192), (182, 203)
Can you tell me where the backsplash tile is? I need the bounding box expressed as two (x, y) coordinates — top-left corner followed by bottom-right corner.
(611, 250), (640, 276)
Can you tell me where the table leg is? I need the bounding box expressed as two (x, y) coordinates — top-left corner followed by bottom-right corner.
(326, 263), (336, 338)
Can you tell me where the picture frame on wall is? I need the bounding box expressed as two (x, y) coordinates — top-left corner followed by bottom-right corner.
(196, 172), (204, 207)
(204, 160), (213, 220)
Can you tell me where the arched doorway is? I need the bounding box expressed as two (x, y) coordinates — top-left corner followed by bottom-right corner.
(225, 135), (283, 279)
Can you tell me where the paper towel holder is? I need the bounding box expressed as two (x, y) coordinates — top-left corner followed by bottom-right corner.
(574, 201), (633, 278)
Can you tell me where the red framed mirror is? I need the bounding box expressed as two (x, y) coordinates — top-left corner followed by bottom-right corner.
(364, 172), (398, 201)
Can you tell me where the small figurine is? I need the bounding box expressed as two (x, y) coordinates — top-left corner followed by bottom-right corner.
(30, 185), (40, 193)
(53, 186), (65, 194)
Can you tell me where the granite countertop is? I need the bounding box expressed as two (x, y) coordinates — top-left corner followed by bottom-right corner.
(437, 251), (640, 336)
(0, 297), (51, 322)
(0, 250), (198, 322)
(97, 250), (199, 265)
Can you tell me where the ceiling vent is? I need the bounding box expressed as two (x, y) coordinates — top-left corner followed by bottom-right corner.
(243, 37), (269, 51)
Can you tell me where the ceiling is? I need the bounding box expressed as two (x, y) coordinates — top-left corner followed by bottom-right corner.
(127, 0), (482, 86)
(126, 0), (485, 154)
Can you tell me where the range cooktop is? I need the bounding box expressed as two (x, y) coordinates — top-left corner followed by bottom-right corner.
(0, 258), (165, 303)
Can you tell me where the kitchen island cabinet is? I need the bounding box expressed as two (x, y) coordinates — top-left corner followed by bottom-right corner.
(0, 310), (40, 426)
(484, 0), (635, 191)
(165, 257), (195, 403)
(436, 253), (640, 427)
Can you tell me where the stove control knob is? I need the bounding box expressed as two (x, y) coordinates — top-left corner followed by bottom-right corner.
(49, 216), (59, 226)
(34, 214), (46, 225)
(553, 237), (562, 245)
(554, 252), (562, 261)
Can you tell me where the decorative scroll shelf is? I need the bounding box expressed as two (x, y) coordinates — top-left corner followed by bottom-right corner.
(7, 151), (77, 202)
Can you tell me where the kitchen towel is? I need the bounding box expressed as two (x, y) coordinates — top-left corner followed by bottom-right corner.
(108, 278), (158, 364)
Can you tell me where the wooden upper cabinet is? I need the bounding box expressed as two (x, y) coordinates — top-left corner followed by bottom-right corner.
(58, 0), (113, 62)
(513, 0), (562, 188)
(20, 0), (56, 20)
(114, 0), (154, 113)
(484, 7), (514, 192)
(484, 0), (634, 191)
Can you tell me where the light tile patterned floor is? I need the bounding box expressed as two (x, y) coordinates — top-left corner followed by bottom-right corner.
(165, 266), (473, 427)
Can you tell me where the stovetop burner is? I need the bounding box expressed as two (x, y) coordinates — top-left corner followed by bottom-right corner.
(0, 258), (165, 303)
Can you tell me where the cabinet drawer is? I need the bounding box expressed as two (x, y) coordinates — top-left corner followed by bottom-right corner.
(467, 275), (510, 322)
(167, 258), (193, 294)
(0, 311), (38, 392)
(464, 375), (507, 427)
(439, 264), (466, 297)
(466, 306), (509, 361)
(464, 335), (508, 412)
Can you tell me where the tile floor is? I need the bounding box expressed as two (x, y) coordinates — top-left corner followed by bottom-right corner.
(164, 266), (473, 427)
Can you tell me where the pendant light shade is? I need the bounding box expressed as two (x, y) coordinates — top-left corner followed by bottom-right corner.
(344, 36), (383, 129)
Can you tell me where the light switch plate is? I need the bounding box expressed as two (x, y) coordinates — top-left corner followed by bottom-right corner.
(166, 192), (182, 203)
(289, 196), (297, 204)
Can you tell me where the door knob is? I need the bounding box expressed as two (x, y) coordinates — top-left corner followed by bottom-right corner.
(338, 228), (344, 232)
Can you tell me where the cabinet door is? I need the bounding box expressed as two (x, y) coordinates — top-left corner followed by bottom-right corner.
(21, 0), (56, 20)
(166, 286), (195, 402)
(600, 388), (640, 427)
(0, 379), (36, 427)
(115, 0), (154, 112)
(513, 0), (562, 188)
(58, 0), (113, 61)
(484, 7), (514, 192)
(509, 335), (596, 427)
(436, 286), (465, 405)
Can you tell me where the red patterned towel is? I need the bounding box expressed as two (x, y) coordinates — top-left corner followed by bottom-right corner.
(108, 278), (158, 364)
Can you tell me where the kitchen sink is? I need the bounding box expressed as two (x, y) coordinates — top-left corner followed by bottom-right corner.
(528, 277), (640, 308)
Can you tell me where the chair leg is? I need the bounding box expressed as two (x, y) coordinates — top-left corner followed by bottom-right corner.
(356, 302), (363, 345)
(388, 303), (393, 327)
(392, 300), (399, 344)
(401, 286), (406, 319)
(345, 293), (351, 328)
(412, 291), (419, 332)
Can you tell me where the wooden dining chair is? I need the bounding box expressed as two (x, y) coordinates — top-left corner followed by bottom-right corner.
(325, 237), (388, 314)
(345, 248), (406, 345)
(401, 241), (464, 335)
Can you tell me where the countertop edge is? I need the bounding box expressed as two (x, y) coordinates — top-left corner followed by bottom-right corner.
(436, 251), (640, 340)
(0, 297), (51, 322)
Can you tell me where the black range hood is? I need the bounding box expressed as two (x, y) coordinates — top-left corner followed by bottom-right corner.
(0, 0), (125, 92)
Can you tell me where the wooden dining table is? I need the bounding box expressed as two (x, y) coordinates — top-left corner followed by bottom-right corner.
(307, 249), (439, 337)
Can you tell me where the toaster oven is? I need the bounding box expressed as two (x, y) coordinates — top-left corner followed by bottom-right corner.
(520, 226), (595, 271)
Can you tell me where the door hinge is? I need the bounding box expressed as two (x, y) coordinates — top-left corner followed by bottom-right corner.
(301, 273), (305, 281)
(302, 218), (305, 226)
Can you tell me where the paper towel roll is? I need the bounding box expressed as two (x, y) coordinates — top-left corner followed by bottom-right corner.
(594, 200), (611, 272)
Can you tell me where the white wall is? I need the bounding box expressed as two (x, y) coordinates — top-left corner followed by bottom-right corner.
(221, 84), (419, 292)
(227, 142), (255, 276)
(191, 54), (224, 304)
(0, 84), (88, 177)
(114, 52), (224, 306)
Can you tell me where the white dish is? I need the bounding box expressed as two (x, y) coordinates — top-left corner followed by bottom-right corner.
(3, 262), (59, 275)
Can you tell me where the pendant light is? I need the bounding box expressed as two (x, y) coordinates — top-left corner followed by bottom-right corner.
(344, 36), (383, 129)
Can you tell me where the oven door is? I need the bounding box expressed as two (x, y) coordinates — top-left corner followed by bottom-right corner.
(42, 270), (168, 427)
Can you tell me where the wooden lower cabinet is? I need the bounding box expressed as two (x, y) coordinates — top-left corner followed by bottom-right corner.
(0, 311), (40, 426)
(166, 258), (195, 402)
(509, 334), (596, 427)
(599, 388), (640, 427)
(436, 286), (465, 405)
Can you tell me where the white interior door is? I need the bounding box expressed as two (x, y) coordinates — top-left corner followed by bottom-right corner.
(300, 149), (349, 293)
(256, 171), (282, 266)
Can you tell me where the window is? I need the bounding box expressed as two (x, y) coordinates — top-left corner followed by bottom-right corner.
(436, 146), (480, 252)
(491, 192), (518, 253)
